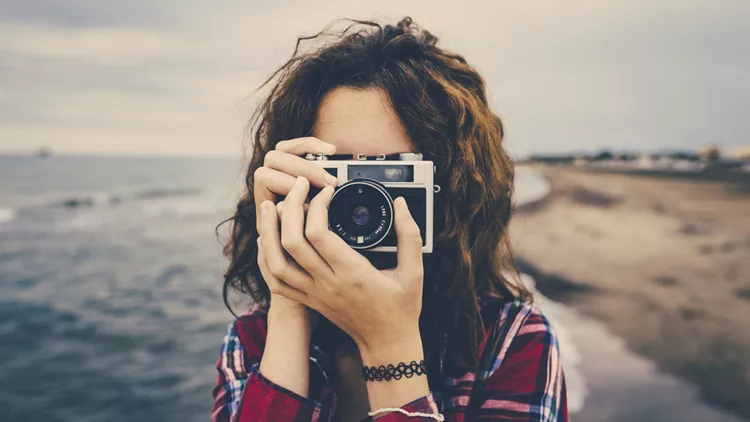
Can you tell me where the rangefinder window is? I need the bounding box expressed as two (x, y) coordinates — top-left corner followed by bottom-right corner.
(348, 165), (414, 182)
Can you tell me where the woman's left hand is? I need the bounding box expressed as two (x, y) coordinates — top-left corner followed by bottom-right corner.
(257, 176), (425, 360)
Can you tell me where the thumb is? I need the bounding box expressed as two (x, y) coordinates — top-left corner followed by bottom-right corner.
(393, 197), (424, 283)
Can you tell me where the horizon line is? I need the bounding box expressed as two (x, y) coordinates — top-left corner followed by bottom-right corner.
(0, 149), (243, 160)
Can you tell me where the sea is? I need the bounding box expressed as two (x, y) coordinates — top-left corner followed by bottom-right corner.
(0, 155), (744, 422)
(0, 155), (242, 422)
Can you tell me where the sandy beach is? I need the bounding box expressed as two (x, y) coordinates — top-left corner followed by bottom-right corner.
(511, 165), (750, 420)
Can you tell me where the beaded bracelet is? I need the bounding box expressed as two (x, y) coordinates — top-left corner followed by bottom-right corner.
(368, 407), (445, 421)
(361, 360), (427, 381)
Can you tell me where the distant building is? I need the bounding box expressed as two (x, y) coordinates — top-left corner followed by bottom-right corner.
(698, 146), (721, 163)
(735, 149), (750, 172)
(636, 152), (703, 171)
(34, 147), (53, 158)
(525, 146), (750, 173)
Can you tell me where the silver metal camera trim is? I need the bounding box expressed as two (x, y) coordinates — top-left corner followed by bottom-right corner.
(399, 153), (423, 161)
(329, 179), (394, 250)
(308, 153), (434, 253)
(305, 153), (329, 161)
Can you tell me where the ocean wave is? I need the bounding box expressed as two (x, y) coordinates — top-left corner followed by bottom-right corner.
(133, 188), (202, 200)
(514, 166), (551, 204)
(54, 188), (203, 209)
(0, 207), (14, 223)
(59, 193), (114, 209)
(140, 199), (220, 219)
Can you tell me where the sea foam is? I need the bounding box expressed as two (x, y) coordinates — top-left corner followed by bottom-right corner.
(514, 167), (586, 414)
(0, 207), (15, 223)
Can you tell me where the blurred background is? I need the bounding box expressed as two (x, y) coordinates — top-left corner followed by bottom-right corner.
(0, 1), (748, 421)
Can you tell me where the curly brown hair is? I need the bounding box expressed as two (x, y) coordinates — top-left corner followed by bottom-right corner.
(222, 17), (531, 377)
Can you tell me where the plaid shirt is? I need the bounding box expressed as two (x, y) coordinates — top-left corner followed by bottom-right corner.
(211, 300), (568, 422)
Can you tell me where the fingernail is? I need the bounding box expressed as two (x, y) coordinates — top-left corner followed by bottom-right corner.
(323, 185), (334, 194)
(325, 173), (337, 186)
(256, 236), (262, 244)
(260, 202), (267, 217)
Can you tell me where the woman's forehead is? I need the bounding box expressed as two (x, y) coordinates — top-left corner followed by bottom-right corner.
(312, 87), (413, 156)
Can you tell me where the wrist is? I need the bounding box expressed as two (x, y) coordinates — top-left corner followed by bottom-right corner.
(268, 301), (306, 321)
(357, 327), (424, 368)
(268, 302), (314, 337)
(357, 328), (430, 410)
(260, 297), (314, 398)
(269, 292), (309, 317)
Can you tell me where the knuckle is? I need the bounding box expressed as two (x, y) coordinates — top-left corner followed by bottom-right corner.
(298, 136), (316, 146)
(305, 226), (323, 243)
(267, 258), (286, 278)
(263, 150), (280, 166)
(268, 282), (283, 295)
(282, 137), (311, 155)
(274, 140), (289, 151)
(413, 233), (424, 244)
(402, 223), (421, 240)
(253, 166), (269, 181)
(297, 137), (315, 150)
(407, 219), (422, 237)
(280, 233), (300, 252)
(318, 168), (332, 180)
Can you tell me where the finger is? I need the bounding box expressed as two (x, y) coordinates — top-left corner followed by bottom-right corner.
(276, 201), (309, 217)
(258, 201), (314, 291)
(257, 238), (309, 303)
(281, 177), (333, 278)
(393, 197), (424, 282)
(253, 167), (297, 229)
(305, 184), (368, 270)
(275, 137), (336, 156)
(264, 150), (338, 188)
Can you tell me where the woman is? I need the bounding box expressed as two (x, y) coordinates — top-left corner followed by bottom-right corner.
(212, 18), (567, 422)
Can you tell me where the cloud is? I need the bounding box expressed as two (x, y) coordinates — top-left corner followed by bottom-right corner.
(0, 0), (748, 157)
(0, 22), (178, 64)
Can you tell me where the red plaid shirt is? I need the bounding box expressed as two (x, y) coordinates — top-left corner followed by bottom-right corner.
(211, 300), (568, 421)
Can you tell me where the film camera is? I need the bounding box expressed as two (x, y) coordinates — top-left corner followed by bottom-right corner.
(305, 152), (439, 253)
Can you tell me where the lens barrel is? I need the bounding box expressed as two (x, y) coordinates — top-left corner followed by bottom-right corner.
(328, 179), (394, 250)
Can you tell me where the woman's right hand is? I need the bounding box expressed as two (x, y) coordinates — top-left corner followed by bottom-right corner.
(255, 137), (337, 398)
(253, 137), (338, 231)
(254, 137), (338, 315)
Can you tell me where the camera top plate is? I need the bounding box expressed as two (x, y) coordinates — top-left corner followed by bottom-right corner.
(304, 152), (423, 161)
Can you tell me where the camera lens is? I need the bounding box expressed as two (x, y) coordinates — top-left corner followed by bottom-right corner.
(328, 179), (394, 250)
(351, 205), (370, 226)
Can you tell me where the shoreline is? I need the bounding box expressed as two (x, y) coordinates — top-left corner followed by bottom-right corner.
(512, 165), (750, 420)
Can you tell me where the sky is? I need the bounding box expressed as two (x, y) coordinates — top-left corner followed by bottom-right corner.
(0, 0), (748, 158)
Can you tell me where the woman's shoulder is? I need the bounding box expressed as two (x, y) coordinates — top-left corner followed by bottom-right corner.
(478, 298), (561, 378)
(220, 304), (269, 359)
(481, 297), (555, 335)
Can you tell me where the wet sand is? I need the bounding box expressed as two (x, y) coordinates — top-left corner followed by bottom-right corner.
(511, 165), (750, 420)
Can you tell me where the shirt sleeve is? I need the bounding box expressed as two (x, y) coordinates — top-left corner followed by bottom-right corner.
(234, 364), (328, 421)
(474, 308), (569, 421)
(210, 317), (331, 422)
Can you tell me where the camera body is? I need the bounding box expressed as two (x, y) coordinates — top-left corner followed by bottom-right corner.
(305, 152), (437, 253)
